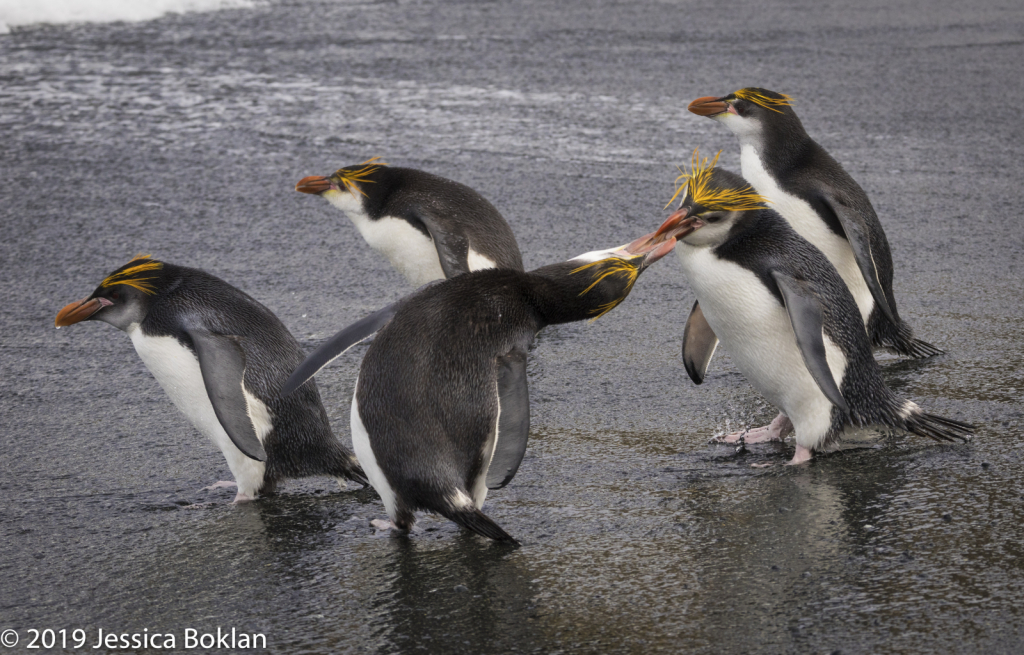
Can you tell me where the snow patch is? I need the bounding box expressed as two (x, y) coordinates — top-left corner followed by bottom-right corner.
(0, 0), (255, 34)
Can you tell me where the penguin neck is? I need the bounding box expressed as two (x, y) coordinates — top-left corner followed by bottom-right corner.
(711, 208), (799, 269)
(526, 261), (633, 327)
(739, 117), (817, 184)
(323, 189), (370, 221)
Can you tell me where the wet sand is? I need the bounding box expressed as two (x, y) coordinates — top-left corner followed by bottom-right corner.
(2, 0), (1022, 652)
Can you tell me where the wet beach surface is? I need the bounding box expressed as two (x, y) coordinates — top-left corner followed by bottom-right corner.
(2, 0), (1023, 652)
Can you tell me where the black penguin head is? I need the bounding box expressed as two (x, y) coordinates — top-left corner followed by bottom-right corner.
(538, 230), (678, 320)
(687, 88), (800, 141)
(295, 156), (389, 215)
(658, 150), (767, 248)
(55, 255), (165, 331)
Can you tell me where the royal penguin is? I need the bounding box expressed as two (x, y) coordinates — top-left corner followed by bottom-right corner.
(296, 158), (523, 285)
(55, 256), (368, 501)
(656, 154), (972, 464)
(687, 87), (942, 359)
(281, 231), (680, 543)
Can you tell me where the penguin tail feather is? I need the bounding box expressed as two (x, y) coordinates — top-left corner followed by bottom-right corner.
(883, 321), (944, 358)
(445, 507), (520, 545)
(905, 412), (974, 443)
(349, 467), (371, 487)
(902, 337), (945, 359)
(336, 456), (370, 487)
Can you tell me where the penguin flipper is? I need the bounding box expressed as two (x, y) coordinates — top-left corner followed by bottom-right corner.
(770, 271), (850, 416)
(186, 328), (267, 462)
(413, 208), (471, 278)
(815, 188), (897, 325)
(682, 300), (719, 385)
(281, 300), (405, 396)
(486, 346), (530, 490)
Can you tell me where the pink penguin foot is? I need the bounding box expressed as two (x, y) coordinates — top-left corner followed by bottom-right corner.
(711, 413), (794, 444)
(371, 519), (399, 532)
(787, 445), (814, 465)
(710, 425), (768, 444)
(202, 481), (237, 492)
(232, 491), (256, 503)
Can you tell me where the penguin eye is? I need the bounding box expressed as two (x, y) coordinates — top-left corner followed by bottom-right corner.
(110, 291), (119, 300)
(704, 213), (723, 224)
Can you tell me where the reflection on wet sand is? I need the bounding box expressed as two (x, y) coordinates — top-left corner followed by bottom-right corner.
(369, 537), (542, 655)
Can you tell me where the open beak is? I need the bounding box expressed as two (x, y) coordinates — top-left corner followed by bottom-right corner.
(55, 297), (112, 327)
(688, 96), (732, 117)
(295, 175), (334, 194)
(615, 230), (678, 268)
(654, 208), (703, 241)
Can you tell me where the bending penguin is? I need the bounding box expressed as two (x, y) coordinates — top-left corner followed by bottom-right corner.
(686, 87), (942, 359)
(55, 255), (368, 502)
(296, 158), (524, 285)
(656, 153), (972, 464)
(281, 231), (680, 544)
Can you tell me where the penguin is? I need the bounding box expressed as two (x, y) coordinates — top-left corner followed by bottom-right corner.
(55, 255), (368, 501)
(687, 87), (942, 360)
(281, 230), (680, 543)
(296, 158), (524, 285)
(655, 153), (972, 464)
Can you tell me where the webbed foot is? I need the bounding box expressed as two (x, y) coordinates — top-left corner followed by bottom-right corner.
(711, 413), (793, 444)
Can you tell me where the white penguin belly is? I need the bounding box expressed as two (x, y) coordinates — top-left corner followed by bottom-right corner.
(740, 145), (874, 325)
(350, 378), (399, 520)
(350, 213), (446, 286)
(324, 192), (499, 285)
(678, 247), (848, 450)
(128, 327), (267, 496)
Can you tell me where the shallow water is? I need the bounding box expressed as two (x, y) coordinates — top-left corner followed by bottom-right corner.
(2, 0), (1023, 653)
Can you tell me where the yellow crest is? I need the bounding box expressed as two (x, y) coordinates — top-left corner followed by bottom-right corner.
(733, 88), (794, 113)
(666, 149), (768, 212)
(334, 156), (387, 197)
(100, 254), (163, 295)
(570, 258), (641, 320)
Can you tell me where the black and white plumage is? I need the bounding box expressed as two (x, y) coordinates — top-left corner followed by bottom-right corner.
(688, 88), (942, 359)
(282, 232), (679, 543)
(657, 163), (971, 464)
(296, 159), (523, 285)
(55, 256), (368, 501)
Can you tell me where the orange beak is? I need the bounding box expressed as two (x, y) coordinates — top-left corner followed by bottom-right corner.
(55, 297), (111, 327)
(688, 96), (731, 117)
(295, 175), (334, 194)
(654, 208), (702, 241)
(618, 230), (678, 266)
